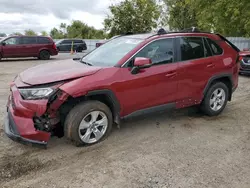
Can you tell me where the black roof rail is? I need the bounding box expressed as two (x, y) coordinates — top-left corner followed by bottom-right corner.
(179, 27), (201, 32)
(157, 28), (168, 35)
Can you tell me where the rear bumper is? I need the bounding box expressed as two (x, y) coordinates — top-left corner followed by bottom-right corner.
(50, 49), (58, 56)
(239, 68), (250, 75)
(4, 107), (47, 149)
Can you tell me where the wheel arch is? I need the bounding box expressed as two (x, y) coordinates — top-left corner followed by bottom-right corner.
(203, 73), (233, 101)
(59, 89), (121, 126)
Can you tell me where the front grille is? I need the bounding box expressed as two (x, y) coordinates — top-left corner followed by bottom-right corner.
(240, 59), (250, 70)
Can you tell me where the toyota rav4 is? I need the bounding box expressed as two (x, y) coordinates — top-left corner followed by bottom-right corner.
(4, 28), (246, 148)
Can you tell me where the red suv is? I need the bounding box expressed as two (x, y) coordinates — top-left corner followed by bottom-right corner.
(0, 36), (58, 60)
(4, 28), (246, 148)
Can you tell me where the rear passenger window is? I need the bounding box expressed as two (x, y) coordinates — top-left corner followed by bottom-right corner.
(75, 40), (83, 43)
(38, 37), (51, 44)
(180, 37), (205, 61)
(206, 38), (223, 55)
(22, 37), (37, 44)
(62, 40), (72, 44)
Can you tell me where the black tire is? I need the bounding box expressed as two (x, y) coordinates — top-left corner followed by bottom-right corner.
(76, 47), (83, 52)
(64, 100), (113, 147)
(0, 53), (2, 61)
(39, 50), (50, 60)
(200, 82), (229, 116)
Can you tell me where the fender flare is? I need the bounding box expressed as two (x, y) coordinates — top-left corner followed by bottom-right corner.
(203, 73), (233, 100)
(85, 89), (121, 125)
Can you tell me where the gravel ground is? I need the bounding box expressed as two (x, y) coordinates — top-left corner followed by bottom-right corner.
(0, 54), (250, 188)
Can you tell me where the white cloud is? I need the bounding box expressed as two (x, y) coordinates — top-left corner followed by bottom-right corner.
(0, 0), (122, 34)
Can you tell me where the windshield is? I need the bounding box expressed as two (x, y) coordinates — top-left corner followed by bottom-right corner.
(81, 37), (143, 67)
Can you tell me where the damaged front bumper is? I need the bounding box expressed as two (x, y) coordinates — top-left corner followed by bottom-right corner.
(4, 107), (48, 149)
(3, 84), (52, 149)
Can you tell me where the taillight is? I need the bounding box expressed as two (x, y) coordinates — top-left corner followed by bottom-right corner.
(52, 43), (57, 50)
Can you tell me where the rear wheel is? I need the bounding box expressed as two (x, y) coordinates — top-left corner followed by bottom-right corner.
(201, 82), (229, 116)
(39, 50), (50, 60)
(0, 53), (2, 61)
(76, 47), (83, 52)
(64, 101), (113, 146)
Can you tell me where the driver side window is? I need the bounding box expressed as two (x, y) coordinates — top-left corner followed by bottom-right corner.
(4, 37), (21, 45)
(126, 38), (174, 67)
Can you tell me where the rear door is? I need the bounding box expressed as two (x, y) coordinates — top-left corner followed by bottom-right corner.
(1, 37), (23, 57)
(175, 36), (216, 106)
(61, 40), (72, 51)
(20, 36), (38, 56)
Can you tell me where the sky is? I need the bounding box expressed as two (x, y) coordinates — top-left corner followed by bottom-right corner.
(0, 0), (121, 34)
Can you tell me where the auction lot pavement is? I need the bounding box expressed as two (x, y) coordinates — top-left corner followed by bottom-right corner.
(0, 54), (250, 188)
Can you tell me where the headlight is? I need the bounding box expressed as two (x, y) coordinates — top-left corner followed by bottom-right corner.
(19, 88), (54, 100)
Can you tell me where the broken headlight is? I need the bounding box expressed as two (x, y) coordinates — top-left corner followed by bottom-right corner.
(19, 88), (54, 100)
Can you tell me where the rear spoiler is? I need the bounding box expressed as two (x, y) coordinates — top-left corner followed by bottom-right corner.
(216, 34), (240, 52)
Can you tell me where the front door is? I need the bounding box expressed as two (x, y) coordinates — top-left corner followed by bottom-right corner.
(2, 37), (23, 57)
(117, 38), (180, 116)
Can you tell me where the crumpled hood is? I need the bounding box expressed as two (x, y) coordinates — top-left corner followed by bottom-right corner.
(19, 59), (102, 85)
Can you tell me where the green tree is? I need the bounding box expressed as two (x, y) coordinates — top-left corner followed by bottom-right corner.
(104, 0), (161, 36)
(41, 31), (48, 36)
(10, 32), (23, 36)
(163, 0), (198, 30)
(49, 27), (64, 39)
(24, 29), (37, 36)
(67, 20), (106, 39)
(189, 0), (250, 37)
(164, 0), (250, 37)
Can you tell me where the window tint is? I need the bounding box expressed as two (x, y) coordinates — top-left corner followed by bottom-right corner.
(22, 37), (37, 44)
(180, 37), (205, 61)
(133, 38), (174, 66)
(4, 37), (21, 45)
(204, 38), (212, 57)
(62, 40), (72, 44)
(38, 37), (51, 44)
(74, 40), (83, 43)
(206, 38), (223, 55)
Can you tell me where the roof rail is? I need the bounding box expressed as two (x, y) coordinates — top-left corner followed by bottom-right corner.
(179, 27), (201, 32)
(157, 28), (168, 35)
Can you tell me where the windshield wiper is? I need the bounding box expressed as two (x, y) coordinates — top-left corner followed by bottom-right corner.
(80, 60), (93, 66)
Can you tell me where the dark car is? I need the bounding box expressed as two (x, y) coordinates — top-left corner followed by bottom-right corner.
(239, 49), (250, 75)
(4, 28), (248, 148)
(56, 39), (87, 52)
(0, 36), (58, 60)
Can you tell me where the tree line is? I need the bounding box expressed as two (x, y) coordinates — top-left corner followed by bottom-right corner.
(1, 0), (250, 39)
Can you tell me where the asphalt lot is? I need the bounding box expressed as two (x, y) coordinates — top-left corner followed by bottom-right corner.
(0, 53), (250, 188)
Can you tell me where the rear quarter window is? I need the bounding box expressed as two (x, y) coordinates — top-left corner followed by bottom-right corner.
(206, 38), (223, 55)
(37, 37), (51, 44)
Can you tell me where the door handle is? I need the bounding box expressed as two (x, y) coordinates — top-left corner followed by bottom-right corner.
(165, 72), (177, 78)
(207, 63), (215, 68)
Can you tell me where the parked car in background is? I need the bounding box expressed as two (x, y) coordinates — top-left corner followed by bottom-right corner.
(0, 36), (58, 60)
(56, 39), (87, 52)
(4, 28), (247, 148)
(239, 48), (250, 75)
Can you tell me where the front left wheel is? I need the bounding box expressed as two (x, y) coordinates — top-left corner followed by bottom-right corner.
(64, 101), (113, 146)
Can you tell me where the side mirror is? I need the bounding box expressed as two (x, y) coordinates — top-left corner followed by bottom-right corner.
(1, 42), (6, 46)
(131, 57), (152, 74)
